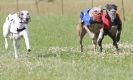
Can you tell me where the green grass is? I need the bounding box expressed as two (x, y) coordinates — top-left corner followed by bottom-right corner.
(0, 0), (133, 80)
(0, 15), (133, 80)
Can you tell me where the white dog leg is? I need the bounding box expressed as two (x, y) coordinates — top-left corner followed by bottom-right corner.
(12, 32), (21, 59)
(3, 22), (10, 49)
(97, 28), (104, 42)
(13, 39), (19, 59)
(22, 30), (31, 52)
(4, 38), (8, 49)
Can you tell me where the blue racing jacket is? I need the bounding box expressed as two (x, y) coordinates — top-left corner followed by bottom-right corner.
(80, 9), (93, 27)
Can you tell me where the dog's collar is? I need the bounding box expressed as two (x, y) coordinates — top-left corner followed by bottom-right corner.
(17, 27), (26, 32)
(19, 21), (28, 24)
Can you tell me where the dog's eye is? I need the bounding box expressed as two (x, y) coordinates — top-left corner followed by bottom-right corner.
(27, 13), (29, 15)
(20, 13), (24, 16)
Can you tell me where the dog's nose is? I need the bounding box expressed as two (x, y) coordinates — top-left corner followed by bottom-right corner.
(26, 18), (29, 22)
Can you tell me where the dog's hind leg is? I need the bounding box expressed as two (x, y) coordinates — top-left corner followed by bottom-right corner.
(76, 23), (86, 52)
(3, 23), (10, 49)
(4, 38), (8, 49)
(3, 15), (13, 50)
(80, 30), (86, 52)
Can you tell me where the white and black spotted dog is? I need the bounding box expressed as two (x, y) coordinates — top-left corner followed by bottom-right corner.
(3, 10), (31, 59)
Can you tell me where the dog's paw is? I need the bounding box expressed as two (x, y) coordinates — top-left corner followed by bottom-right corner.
(28, 49), (31, 52)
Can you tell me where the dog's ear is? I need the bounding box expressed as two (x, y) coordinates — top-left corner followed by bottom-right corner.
(105, 4), (109, 10)
(112, 4), (117, 10)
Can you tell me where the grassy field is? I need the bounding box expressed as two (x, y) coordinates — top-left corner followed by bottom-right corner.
(0, 0), (133, 80)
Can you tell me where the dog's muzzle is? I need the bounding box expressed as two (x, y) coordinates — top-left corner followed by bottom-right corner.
(26, 16), (31, 23)
(20, 16), (31, 24)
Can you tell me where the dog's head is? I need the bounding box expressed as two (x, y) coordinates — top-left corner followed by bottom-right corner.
(105, 4), (117, 22)
(18, 10), (31, 24)
(90, 7), (103, 22)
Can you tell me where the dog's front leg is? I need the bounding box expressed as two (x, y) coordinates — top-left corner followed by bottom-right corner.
(22, 30), (31, 52)
(97, 28), (104, 42)
(97, 28), (104, 52)
(13, 39), (19, 59)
